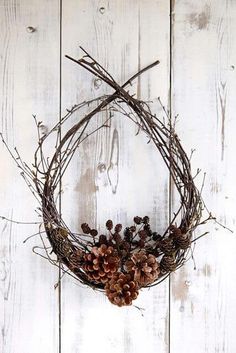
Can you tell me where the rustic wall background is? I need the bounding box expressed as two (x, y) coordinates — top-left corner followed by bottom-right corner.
(1, 1), (236, 352)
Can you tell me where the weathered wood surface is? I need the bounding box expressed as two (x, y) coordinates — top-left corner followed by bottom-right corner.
(0, 1), (60, 352)
(0, 1), (235, 352)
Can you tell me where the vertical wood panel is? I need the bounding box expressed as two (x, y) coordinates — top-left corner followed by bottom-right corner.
(0, 1), (60, 352)
(61, 1), (170, 352)
(170, 0), (236, 352)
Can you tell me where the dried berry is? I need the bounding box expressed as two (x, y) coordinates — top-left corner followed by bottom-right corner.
(99, 234), (107, 245)
(134, 216), (142, 225)
(115, 223), (122, 233)
(90, 229), (98, 237)
(106, 219), (113, 230)
(142, 216), (150, 224)
(81, 223), (91, 234)
(129, 225), (136, 233)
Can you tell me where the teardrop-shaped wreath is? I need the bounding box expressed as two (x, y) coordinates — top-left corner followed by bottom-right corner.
(1, 48), (214, 307)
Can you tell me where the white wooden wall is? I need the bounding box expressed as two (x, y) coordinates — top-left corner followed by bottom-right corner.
(1, 1), (236, 352)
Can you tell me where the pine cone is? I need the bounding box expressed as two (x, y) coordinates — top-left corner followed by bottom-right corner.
(82, 244), (120, 284)
(68, 249), (84, 270)
(159, 238), (176, 255)
(105, 273), (139, 306)
(160, 255), (177, 272)
(125, 251), (160, 286)
(50, 228), (74, 258)
(174, 234), (191, 250)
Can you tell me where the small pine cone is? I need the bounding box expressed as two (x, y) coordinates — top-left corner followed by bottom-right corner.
(159, 238), (176, 255)
(144, 224), (151, 233)
(50, 228), (73, 258)
(125, 251), (160, 286)
(90, 229), (98, 237)
(138, 230), (147, 240)
(105, 273), (139, 306)
(82, 244), (120, 284)
(170, 225), (182, 237)
(160, 255), (177, 272)
(115, 224), (122, 233)
(81, 223), (91, 234)
(99, 234), (108, 245)
(142, 216), (150, 224)
(134, 216), (142, 225)
(124, 227), (132, 241)
(68, 249), (84, 269)
(174, 234), (191, 250)
(113, 232), (122, 245)
(106, 219), (113, 230)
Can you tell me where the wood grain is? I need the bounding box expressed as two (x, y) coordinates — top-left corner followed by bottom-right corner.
(0, 1), (60, 352)
(60, 1), (170, 352)
(170, 1), (236, 352)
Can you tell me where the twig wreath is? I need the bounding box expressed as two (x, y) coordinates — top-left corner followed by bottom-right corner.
(1, 48), (216, 307)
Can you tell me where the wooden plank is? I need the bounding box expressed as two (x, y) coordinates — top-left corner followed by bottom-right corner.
(61, 1), (170, 352)
(0, 1), (60, 352)
(170, 1), (236, 352)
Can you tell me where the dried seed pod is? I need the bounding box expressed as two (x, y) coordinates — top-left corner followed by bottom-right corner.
(142, 216), (150, 224)
(105, 272), (139, 307)
(129, 225), (136, 233)
(99, 234), (108, 245)
(90, 229), (98, 237)
(81, 223), (91, 234)
(124, 227), (132, 241)
(112, 232), (122, 245)
(133, 216), (142, 225)
(114, 223), (122, 233)
(106, 219), (113, 230)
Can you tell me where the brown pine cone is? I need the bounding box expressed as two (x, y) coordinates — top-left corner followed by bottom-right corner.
(82, 244), (120, 284)
(105, 272), (139, 306)
(174, 234), (191, 250)
(68, 249), (84, 270)
(159, 238), (176, 255)
(125, 251), (160, 286)
(50, 228), (73, 258)
(160, 255), (177, 272)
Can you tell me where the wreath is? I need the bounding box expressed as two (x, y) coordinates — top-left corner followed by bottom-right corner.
(1, 48), (215, 307)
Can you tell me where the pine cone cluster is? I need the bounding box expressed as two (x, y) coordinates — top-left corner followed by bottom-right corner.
(105, 272), (139, 307)
(50, 218), (192, 306)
